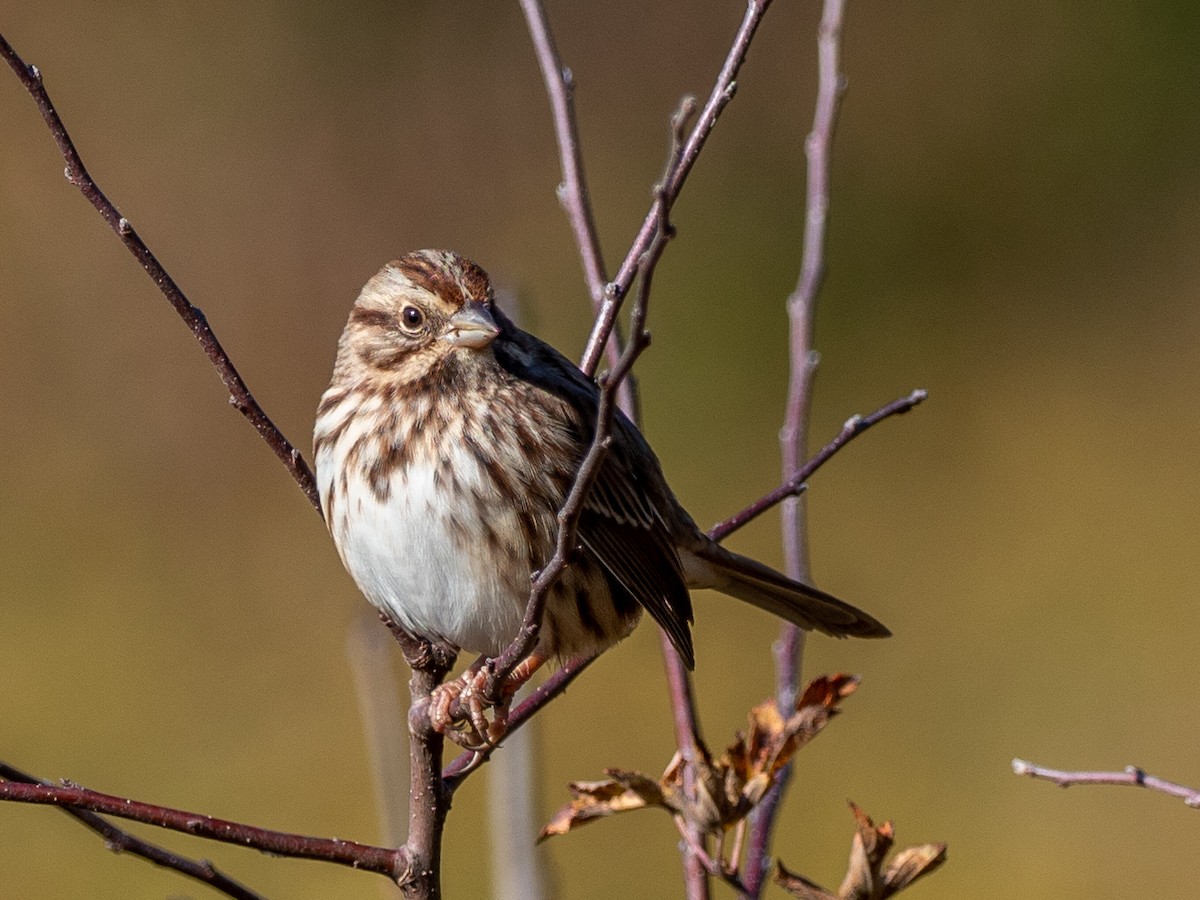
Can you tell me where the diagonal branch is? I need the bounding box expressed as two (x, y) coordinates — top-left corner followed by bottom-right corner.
(0, 32), (320, 513)
(517, 0), (608, 314)
(0, 762), (265, 900)
(709, 389), (927, 543)
(0, 775), (407, 879)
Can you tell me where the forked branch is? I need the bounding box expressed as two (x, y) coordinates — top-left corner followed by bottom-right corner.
(0, 762), (265, 900)
(0, 774), (406, 878)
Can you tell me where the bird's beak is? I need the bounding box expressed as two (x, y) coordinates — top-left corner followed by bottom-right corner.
(443, 301), (500, 349)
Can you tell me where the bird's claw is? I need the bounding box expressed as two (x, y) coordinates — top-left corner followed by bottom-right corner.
(428, 667), (510, 751)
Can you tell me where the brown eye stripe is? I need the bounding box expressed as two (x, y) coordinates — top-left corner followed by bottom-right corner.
(350, 307), (395, 329)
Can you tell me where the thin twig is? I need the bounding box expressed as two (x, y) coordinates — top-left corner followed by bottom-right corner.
(1013, 759), (1200, 808)
(481, 267), (653, 694)
(579, 0), (774, 377)
(0, 762), (264, 900)
(517, 1), (608, 315)
(0, 778), (407, 878)
(0, 31), (320, 512)
(745, 1), (849, 894)
(709, 389), (926, 542)
(644, 98), (712, 900)
(517, 0), (639, 443)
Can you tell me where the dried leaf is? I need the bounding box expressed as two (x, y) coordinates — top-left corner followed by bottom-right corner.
(542, 674), (860, 842)
(770, 802), (946, 899)
(838, 802), (894, 898)
(537, 768), (668, 841)
(881, 843), (947, 897)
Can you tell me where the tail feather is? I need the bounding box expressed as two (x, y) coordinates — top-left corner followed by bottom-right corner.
(691, 543), (890, 639)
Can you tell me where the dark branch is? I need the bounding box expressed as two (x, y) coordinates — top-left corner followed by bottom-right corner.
(0, 31), (320, 512)
(0, 762), (264, 900)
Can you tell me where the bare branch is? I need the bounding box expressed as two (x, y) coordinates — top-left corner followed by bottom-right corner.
(0, 31), (320, 512)
(0, 762), (264, 900)
(0, 776), (407, 878)
(709, 389), (927, 543)
(517, 0), (607, 312)
(747, 0), (850, 893)
(517, 0), (639, 430)
(1013, 759), (1200, 808)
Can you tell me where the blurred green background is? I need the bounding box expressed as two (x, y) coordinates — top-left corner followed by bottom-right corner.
(3, 2), (1200, 897)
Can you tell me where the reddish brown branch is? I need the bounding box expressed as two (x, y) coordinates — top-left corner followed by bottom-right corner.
(0, 32), (320, 512)
(403, 655), (455, 899)
(0, 762), (264, 900)
(1013, 759), (1200, 807)
(0, 777), (406, 878)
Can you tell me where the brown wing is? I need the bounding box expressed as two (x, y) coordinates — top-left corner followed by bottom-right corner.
(491, 310), (696, 668)
(578, 451), (695, 668)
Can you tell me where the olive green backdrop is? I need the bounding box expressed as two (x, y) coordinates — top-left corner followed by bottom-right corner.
(2, 2), (1199, 897)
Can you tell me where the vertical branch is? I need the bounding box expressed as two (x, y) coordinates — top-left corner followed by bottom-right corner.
(396, 636), (456, 900)
(517, 0), (607, 309)
(744, 1), (849, 895)
(516, 0), (638, 435)
(648, 100), (711, 900)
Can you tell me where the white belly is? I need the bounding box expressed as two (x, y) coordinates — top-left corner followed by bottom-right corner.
(317, 421), (527, 655)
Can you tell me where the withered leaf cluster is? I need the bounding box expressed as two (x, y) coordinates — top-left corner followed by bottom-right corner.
(540, 674), (860, 841)
(775, 803), (947, 899)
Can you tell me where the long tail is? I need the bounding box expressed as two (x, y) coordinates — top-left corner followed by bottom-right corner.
(690, 543), (890, 639)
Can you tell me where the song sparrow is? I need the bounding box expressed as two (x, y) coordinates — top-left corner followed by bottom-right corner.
(314, 251), (887, 726)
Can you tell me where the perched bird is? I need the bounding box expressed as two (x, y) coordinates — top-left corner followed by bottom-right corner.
(314, 250), (888, 695)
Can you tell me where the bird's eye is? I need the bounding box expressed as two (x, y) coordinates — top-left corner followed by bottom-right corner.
(400, 305), (425, 331)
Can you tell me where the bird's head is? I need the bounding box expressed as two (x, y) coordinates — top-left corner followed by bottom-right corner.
(335, 250), (501, 385)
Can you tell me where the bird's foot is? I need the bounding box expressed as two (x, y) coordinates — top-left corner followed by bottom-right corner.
(429, 666), (509, 750)
(427, 653), (546, 751)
